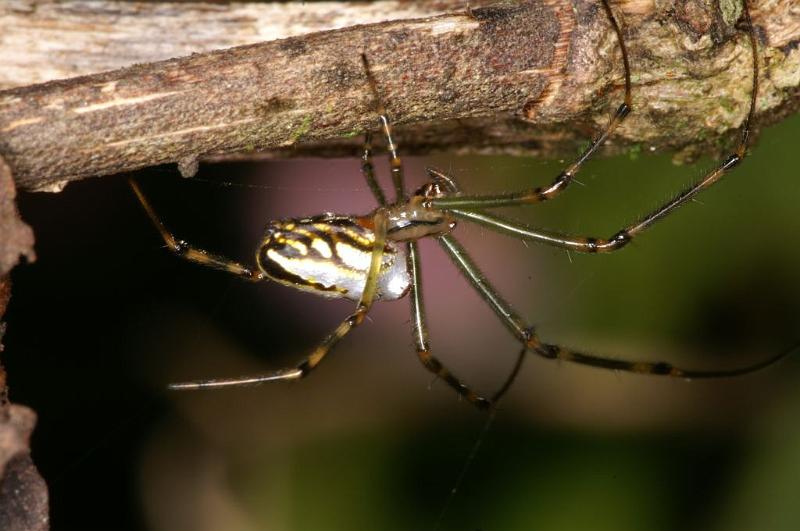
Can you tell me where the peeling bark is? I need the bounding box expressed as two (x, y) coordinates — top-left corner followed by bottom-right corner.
(0, 0), (797, 192)
(0, 404), (49, 531)
(0, 151), (44, 528)
(0, 157), (34, 275)
(0, 276), (48, 531)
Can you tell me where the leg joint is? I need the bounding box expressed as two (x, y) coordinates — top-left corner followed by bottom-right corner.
(722, 154), (741, 171)
(538, 343), (560, 359)
(522, 326), (540, 349)
(295, 361), (312, 378)
(347, 313), (364, 327)
(172, 239), (190, 255)
(609, 230), (632, 250)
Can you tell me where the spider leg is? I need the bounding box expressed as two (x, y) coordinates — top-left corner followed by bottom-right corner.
(432, 1), (760, 214)
(445, 120), (751, 253)
(361, 53), (405, 203)
(409, 239), (527, 408)
(438, 234), (790, 379)
(446, 208), (632, 253)
(443, 2), (759, 254)
(130, 178), (262, 281)
(407, 241), (494, 409)
(491, 346), (527, 404)
(438, 235), (529, 341)
(428, 0), (631, 210)
(426, 167), (462, 194)
(361, 131), (388, 207)
(171, 211), (390, 390)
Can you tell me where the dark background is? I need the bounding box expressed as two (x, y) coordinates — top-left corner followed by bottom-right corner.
(5, 111), (800, 530)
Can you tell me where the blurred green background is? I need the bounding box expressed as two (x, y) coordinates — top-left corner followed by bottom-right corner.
(5, 111), (800, 530)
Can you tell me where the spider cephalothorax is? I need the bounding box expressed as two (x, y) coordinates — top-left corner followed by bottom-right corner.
(383, 177), (458, 242)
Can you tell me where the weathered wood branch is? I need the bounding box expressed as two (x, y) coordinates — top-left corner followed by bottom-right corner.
(0, 0), (798, 191)
(0, 0), (503, 89)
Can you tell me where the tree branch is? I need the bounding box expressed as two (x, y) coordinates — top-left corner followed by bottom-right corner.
(0, 0), (502, 90)
(0, 0), (798, 191)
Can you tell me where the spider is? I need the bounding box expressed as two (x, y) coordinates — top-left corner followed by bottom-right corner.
(130, 0), (786, 410)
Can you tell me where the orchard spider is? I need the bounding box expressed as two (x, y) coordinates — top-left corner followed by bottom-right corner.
(131, 0), (786, 409)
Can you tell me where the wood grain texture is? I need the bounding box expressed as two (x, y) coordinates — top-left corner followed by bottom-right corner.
(0, 0), (797, 191)
(0, 0), (498, 90)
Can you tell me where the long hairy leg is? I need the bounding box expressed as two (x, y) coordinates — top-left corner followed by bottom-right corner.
(438, 234), (790, 380)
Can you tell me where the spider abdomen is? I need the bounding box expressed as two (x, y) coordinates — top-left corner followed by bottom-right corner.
(256, 215), (410, 302)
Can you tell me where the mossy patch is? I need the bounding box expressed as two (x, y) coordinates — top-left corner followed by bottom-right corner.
(288, 115), (314, 144)
(719, 0), (743, 28)
(627, 143), (642, 161)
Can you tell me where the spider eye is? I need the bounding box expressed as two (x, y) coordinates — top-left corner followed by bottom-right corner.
(413, 182), (448, 200)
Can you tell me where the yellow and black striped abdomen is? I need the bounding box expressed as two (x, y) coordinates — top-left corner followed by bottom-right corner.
(256, 215), (410, 302)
